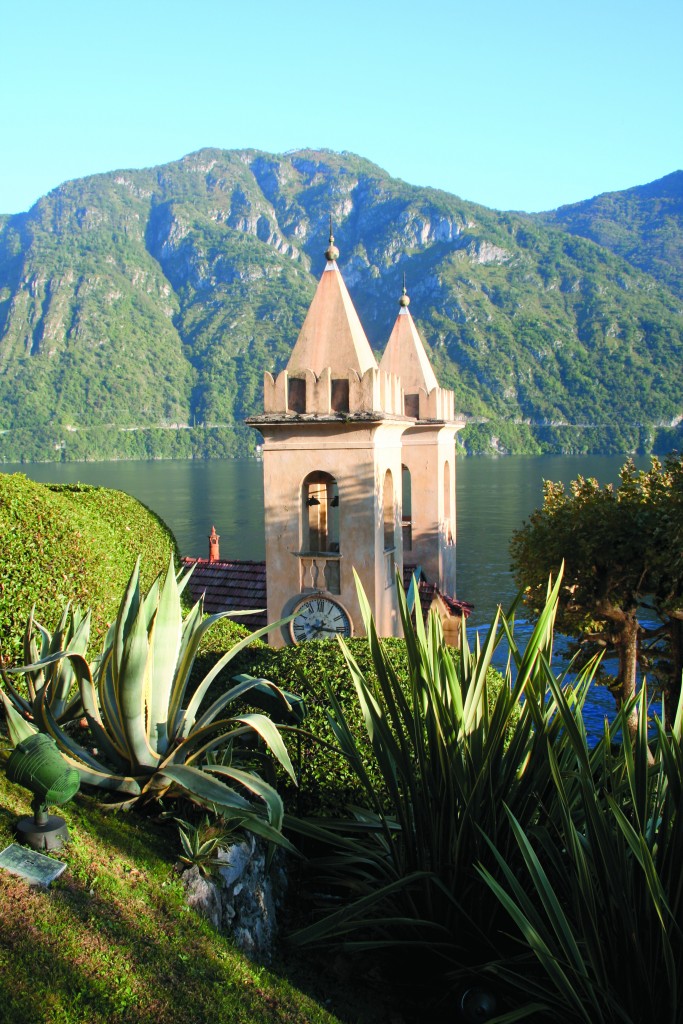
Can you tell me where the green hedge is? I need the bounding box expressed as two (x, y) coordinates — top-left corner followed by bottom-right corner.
(0, 474), (178, 665)
(229, 637), (510, 815)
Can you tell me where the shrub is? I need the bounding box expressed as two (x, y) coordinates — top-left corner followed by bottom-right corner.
(478, 685), (683, 1024)
(283, 571), (602, 987)
(230, 634), (512, 815)
(0, 475), (177, 665)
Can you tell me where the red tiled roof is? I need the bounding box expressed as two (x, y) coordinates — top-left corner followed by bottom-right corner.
(403, 564), (473, 620)
(180, 557), (471, 632)
(181, 558), (268, 628)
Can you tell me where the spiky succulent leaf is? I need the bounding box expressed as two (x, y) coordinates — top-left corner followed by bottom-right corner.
(0, 690), (39, 745)
(178, 616), (291, 738)
(147, 553), (182, 755)
(117, 600), (159, 770)
(112, 557), (142, 685)
(158, 764), (295, 850)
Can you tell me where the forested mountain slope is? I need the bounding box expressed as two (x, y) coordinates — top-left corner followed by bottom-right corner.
(537, 171), (683, 302)
(0, 149), (681, 460)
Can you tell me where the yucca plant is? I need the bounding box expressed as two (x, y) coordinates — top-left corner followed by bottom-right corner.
(478, 682), (683, 1023)
(1, 555), (298, 847)
(286, 570), (599, 970)
(0, 603), (91, 724)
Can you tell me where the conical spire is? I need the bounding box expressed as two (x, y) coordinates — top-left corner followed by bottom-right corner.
(379, 279), (438, 392)
(286, 224), (377, 377)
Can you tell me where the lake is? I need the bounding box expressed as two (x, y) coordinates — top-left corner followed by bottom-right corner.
(1, 453), (655, 738)
(1, 453), (649, 622)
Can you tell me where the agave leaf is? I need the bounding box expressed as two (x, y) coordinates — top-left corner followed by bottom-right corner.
(60, 755), (143, 795)
(172, 712), (294, 782)
(234, 712), (296, 782)
(141, 575), (161, 630)
(94, 648), (129, 760)
(148, 553), (182, 754)
(112, 557), (142, 685)
(202, 763), (285, 830)
(192, 675), (289, 734)
(157, 764), (295, 850)
(0, 663), (32, 717)
(166, 597), (205, 736)
(22, 607), (47, 701)
(6, 648), (91, 678)
(177, 616), (293, 739)
(0, 691), (39, 745)
(117, 601), (159, 770)
(176, 562), (195, 598)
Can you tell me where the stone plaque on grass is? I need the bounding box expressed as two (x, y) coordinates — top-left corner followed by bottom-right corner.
(0, 843), (67, 886)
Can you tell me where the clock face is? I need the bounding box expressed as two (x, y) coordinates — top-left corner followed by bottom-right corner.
(290, 595), (352, 643)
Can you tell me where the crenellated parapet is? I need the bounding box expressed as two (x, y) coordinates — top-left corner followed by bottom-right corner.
(263, 365), (407, 417)
(418, 384), (456, 421)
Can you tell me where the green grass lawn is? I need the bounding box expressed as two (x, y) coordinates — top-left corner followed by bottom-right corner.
(0, 768), (401, 1024)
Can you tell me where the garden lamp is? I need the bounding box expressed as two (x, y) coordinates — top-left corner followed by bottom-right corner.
(457, 986), (498, 1023)
(6, 733), (80, 851)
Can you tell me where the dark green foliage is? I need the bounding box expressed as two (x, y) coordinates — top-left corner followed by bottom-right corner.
(278, 576), (683, 1022)
(230, 636), (510, 816)
(0, 473), (178, 664)
(510, 454), (683, 730)
(1, 149), (682, 460)
(283, 576), (582, 979)
(478, 687), (683, 1024)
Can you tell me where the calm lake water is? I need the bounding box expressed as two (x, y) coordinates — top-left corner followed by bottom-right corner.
(2, 453), (654, 738)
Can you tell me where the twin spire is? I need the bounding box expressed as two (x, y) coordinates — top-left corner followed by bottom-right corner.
(286, 224), (437, 396)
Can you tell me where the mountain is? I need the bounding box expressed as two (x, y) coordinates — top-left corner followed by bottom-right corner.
(537, 171), (683, 301)
(0, 148), (681, 460)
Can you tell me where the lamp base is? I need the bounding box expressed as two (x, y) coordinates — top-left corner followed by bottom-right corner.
(15, 814), (70, 852)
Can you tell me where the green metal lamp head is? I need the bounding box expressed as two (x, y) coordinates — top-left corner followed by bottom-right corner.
(6, 733), (80, 851)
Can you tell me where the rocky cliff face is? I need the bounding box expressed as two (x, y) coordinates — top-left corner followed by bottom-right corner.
(0, 149), (681, 460)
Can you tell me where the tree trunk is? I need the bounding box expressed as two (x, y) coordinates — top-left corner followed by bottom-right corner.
(614, 614), (641, 745)
(664, 614), (683, 730)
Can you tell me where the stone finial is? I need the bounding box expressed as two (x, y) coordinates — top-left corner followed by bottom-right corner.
(399, 273), (410, 308)
(325, 215), (339, 263)
(208, 525), (220, 563)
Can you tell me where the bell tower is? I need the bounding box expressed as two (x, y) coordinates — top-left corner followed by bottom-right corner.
(248, 234), (462, 646)
(379, 280), (459, 597)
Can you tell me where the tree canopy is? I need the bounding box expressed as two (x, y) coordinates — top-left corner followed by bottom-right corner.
(510, 453), (683, 733)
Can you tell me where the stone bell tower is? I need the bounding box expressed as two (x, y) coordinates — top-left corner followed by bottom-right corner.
(380, 280), (458, 597)
(248, 232), (462, 646)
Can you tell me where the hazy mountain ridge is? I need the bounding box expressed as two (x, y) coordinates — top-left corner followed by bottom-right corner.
(0, 149), (681, 461)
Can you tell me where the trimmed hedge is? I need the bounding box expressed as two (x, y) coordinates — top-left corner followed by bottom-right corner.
(229, 637), (511, 815)
(0, 474), (178, 665)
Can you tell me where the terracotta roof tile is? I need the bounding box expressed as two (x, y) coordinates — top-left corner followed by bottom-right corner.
(180, 559), (471, 634)
(181, 558), (268, 628)
(403, 564), (473, 620)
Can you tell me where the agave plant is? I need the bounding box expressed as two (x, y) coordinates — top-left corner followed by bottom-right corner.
(286, 569), (600, 968)
(175, 814), (242, 877)
(0, 603), (91, 725)
(1, 555), (298, 847)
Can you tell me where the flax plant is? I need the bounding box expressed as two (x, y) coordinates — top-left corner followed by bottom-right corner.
(287, 570), (599, 970)
(478, 683), (683, 1023)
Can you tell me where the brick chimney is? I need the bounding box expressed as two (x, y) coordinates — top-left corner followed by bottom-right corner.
(208, 525), (220, 563)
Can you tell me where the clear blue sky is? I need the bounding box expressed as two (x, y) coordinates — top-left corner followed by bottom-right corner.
(2, 0), (681, 215)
